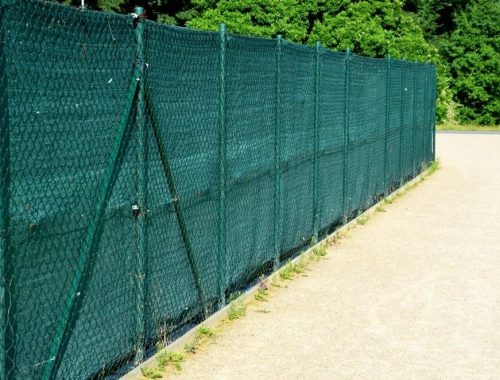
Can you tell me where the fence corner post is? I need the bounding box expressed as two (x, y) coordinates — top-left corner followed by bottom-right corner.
(217, 23), (227, 307)
(341, 48), (351, 223)
(273, 34), (283, 270)
(133, 5), (146, 366)
(312, 42), (320, 243)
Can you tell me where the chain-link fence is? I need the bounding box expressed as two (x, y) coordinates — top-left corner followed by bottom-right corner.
(0, 1), (436, 379)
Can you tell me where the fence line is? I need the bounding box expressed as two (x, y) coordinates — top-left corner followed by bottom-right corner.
(0, 1), (436, 379)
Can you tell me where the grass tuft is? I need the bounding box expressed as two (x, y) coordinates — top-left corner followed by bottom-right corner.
(426, 160), (440, 176)
(227, 292), (246, 320)
(312, 243), (328, 257)
(254, 287), (269, 302)
(184, 325), (215, 354)
(293, 258), (308, 274)
(271, 276), (282, 288)
(157, 351), (184, 371)
(279, 261), (295, 280)
(356, 215), (369, 225)
(141, 366), (163, 379)
(197, 326), (214, 338)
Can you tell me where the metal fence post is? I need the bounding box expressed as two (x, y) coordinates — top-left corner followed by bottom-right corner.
(412, 61), (417, 175)
(341, 48), (351, 222)
(217, 23), (227, 306)
(0, 7), (14, 378)
(398, 59), (405, 185)
(312, 42), (320, 243)
(273, 35), (283, 270)
(133, 6), (146, 366)
(383, 54), (391, 194)
(421, 64), (427, 167)
(431, 65), (437, 161)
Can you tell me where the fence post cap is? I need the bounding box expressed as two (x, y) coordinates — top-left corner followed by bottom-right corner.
(134, 6), (144, 14)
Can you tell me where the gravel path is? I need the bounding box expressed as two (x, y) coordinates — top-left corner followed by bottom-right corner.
(173, 134), (500, 380)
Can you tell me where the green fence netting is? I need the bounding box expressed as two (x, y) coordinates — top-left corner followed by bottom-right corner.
(0, 1), (437, 379)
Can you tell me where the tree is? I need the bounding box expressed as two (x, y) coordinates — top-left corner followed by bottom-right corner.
(187, 0), (313, 43)
(53, 0), (198, 26)
(443, 0), (499, 125)
(309, 1), (431, 59)
(308, 0), (448, 121)
(404, 0), (469, 43)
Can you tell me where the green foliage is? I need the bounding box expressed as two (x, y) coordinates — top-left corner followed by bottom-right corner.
(254, 287), (269, 302)
(437, 123), (500, 132)
(279, 261), (295, 280)
(187, 0), (311, 42)
(293, 258), (308, 274)
(53, 0), (198, 26)
(310, 1), (428, 59)
(443, 0), (500, 125)
(184, 326), (216, 354)
(356, 215), (369, 225)
(427, 159), (440, 176)
(157, 351), (184, 371)
(141, 366), (163, 379)
(405, 0), (469, 41)
(197, 326), (215, 338)
(312, 243), (327, 257)
(308, 0), (448, 123)
(227, 292), (247, 320)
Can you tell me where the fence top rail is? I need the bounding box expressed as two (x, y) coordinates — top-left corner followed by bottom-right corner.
(0, 0), (435, 70)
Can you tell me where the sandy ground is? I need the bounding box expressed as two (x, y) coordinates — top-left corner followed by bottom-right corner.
(173, 133), (500, 380)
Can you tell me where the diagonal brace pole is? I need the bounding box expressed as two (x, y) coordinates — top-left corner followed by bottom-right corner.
(42, 66), (142, 380)
(144, 84), (208, 317)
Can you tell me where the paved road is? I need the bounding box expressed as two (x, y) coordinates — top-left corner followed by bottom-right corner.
(173, 133), (500, 380)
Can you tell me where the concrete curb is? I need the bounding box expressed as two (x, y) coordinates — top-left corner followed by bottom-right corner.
(121, 165), (433, 379)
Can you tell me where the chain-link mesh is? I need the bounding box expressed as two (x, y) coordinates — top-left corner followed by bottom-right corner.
(0, 1), (436, 379)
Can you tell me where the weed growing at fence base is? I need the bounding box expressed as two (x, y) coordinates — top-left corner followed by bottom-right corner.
(141, 366), (163, 379)
(313, 243), (328, 257)
(157, 351), (184, 371)
(279, 262), (295, 280)
(427, 160), (440, 175)
(184, 325), (216, 354)
(357, 215), (369, 225)
(227, 293), (247, 320)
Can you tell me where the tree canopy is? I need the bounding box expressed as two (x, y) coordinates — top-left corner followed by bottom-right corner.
(187, 0), (312, 42)
(443, 0), (499, 124)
